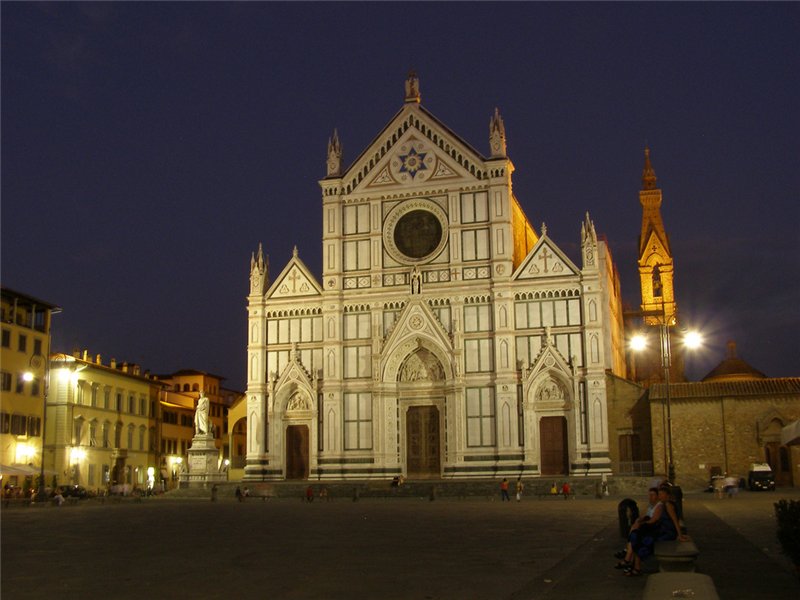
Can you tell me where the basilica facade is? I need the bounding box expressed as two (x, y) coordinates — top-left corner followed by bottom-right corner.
(244, 75), (626, 481)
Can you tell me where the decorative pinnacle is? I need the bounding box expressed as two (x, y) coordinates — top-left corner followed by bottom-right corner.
(642, 147), (657, 190)
(326, 129), (342, 177)
(489, 107), (507, 157)
(292, 245), (299, 258)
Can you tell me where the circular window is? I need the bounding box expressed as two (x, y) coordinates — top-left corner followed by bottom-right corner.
(383, 199), (448, 264)
(393, 210), (443, 259)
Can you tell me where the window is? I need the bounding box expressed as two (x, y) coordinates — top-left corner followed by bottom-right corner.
(73, 419), (84, 445)
(10, 414), (27, 435)
(30, 377), (40, 397)
(461, 229), (490, 261)
(464, 339), (493, 372)
(343, 346), (371, 379)
(88, 464), (96, 486)
(33, 339), (42, 356)
(89, 422), (98, 446)
(343, 204), (370, 235)
(104, 388), (111, 409)
(27, 416), (41, 437)
(129, 396), (136, 414)
(91, 386), (98, 407)
(343, 393), (372, 450)
(140, 397), (147, 417)
(0, 371), (11, 391)
(1, 329), (10, 347)
(0, 412), (10, 433)
(343, 239), (370, 271)
(127, 425), (134, 450)
(466, 388), (496, 447)
(464, 304), (492, 332)
(18, 334), (27, 353)
(15, 374), (25, 394)
(102, 423), (110, 448)
(460, 191), (489, 223)
(139, 426), (146, 450)
(343, 313), (371, 340)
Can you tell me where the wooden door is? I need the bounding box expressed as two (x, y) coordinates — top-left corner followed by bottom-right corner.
(406, 406), (440, 478)
(285, 425), (309, 480)
(540, 416), (568, 475)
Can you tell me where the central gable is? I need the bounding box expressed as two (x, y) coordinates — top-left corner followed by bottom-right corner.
(342, 104), (488, 196)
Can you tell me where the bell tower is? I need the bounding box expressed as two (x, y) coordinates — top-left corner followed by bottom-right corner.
(637, 148), (676, 325)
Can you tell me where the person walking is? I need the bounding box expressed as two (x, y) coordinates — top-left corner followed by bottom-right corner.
(500, 478), (510, 502)
(515, 477), (524, 502)
(235, 486), (243, 502)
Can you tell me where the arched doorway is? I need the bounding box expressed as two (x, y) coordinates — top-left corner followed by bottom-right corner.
(285, 425), (309, 479)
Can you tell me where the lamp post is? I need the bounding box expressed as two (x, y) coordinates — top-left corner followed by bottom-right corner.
(630, 305), (702, 485)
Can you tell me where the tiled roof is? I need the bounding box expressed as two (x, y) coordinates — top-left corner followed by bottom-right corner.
(649, 378), (800, 400)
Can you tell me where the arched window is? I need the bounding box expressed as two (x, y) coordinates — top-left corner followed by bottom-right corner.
(652, 265), (663, 298)
(183, 384), (190, 392)
(127, 424), (135, 449)
(192, 383), (199, 392)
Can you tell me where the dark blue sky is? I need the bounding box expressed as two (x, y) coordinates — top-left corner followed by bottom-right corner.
(3, 2), (798, 390)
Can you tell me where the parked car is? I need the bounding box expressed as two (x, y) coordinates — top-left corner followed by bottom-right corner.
(747, 463), (775, 491)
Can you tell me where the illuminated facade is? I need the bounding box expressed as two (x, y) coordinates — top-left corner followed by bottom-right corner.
(0, 287), (59, 487)
(245, 75), (625, 481)
(46, 352), (162, 491)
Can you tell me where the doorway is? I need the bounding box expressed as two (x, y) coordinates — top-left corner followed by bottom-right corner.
(540, 416), (568, 475)
(406, 406), (440, 478)
(285, 425), (309, 479)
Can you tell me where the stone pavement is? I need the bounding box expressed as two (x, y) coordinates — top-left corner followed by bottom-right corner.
(2, 488), (798, 599)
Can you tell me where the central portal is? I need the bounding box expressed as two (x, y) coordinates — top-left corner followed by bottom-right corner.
(285, 425), (309, 479)
(406, 406), (440, 479)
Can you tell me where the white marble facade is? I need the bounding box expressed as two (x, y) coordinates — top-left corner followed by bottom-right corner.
(244, 76), (624, 481)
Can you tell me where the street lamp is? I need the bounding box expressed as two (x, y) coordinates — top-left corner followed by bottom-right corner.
(630, 309), (702, 484)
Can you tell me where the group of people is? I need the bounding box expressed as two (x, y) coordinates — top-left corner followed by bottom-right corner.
(234, 486), (250, 502)
(614, 483), (688, 576)
(500, 478), (573, 501)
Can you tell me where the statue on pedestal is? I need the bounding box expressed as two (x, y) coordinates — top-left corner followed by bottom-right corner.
(194, 392), (210, 436)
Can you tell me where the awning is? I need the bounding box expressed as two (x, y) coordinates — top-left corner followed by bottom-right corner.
(781, 420), (800, 446)
(0, 464), (38, 476)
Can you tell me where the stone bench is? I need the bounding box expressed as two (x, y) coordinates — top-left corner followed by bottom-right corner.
(643, 572), (719, 600)
(654, 539), (700, 572)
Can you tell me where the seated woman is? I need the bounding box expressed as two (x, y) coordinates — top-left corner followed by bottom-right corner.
(623, 484), (688, 576)
(615, 487), (658, 567)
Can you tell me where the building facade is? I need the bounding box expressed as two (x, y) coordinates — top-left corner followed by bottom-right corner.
(0, 287), (60, 488)
(649, 343), (800, 488)
(45, 352), (162, 492)
(244, 75), (625, 481)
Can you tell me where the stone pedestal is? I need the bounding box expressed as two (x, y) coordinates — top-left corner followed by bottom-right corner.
(180, 434), (226, 487)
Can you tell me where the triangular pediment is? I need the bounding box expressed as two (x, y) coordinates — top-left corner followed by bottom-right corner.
(513, 235), (580, 280)
(266, 253), (322, 299)
(379, 299), (454, 382)
(641, 230), (671, 266)
(342, 104), (488, 195)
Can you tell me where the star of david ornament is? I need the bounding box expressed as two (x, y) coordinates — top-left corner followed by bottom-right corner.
(398, 147), (428, 179)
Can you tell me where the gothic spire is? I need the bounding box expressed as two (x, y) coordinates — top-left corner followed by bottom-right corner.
(326, 129), (342, 177)
(642, 147), (657, 190)
(489, 107), (507, 157)
(404, 70), (420, 103)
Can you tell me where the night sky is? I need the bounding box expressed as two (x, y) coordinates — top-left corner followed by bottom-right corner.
(3, 3), (798, 391)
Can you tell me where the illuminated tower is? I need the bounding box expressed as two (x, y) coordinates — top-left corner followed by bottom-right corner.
(638, 148), (675, 326)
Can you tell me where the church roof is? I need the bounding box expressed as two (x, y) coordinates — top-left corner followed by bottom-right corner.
(701, 341), (767, 382)
(649, 378), (800, 400)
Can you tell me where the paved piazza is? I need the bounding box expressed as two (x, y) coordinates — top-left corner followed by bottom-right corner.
(3, 491), (799, 599)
